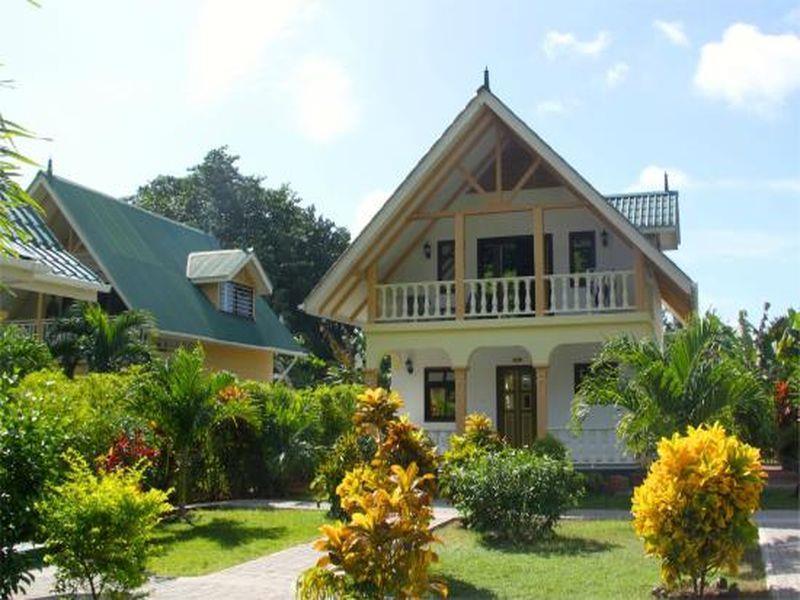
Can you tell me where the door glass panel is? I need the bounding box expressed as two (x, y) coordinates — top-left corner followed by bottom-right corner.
(520, 372), (532, 391)
(521, 392), (532, 409)
(503, 372), (515, 391)
(504, 393), (514, 410)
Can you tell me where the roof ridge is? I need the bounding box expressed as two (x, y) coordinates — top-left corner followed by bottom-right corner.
(606, 190), (679, 198)
(42, 172), (219, 240)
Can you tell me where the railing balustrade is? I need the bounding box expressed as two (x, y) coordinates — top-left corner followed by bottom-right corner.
(1, 318), (57, 339)
(548, 427), (635, 466)
(374, 270), (635, 323)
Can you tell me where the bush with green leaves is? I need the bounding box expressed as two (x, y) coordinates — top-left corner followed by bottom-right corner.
(529, 433), (568, 461)
(447, 447), (584, 541)
(300, 383), (362, 446)
(37, 451), (171, 599)
(0, 325), (54, 385)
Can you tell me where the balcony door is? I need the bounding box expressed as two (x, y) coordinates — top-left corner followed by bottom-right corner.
(497, 366), (536, 446)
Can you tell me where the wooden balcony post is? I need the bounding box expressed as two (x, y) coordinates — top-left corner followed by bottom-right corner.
(363, 368), (379, 389)
(533, 207), (546, 316)
(454, 212), (465, 319)
(35, 293), (45, 339)
(454, 366), (468, 433)
(634, 250), (647, 311)
(366, 264), (378, 322)
(535, 366), (549, 439)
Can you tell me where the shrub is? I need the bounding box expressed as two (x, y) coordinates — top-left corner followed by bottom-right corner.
(0, 325), (54, 384)
(298, 388), (445, 599)
(448, 447), (584, 541)
(309, 431), (376, 519)
(529, 433), (568, 461)
(301, 383), (362, 446)
(632, 424), (764, 597)
(37, 451), (171, 599)
(440, 413), (504, 498)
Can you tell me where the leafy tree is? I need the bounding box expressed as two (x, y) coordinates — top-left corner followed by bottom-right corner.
(0, 110), (40, 257)
(131, 147), (352, 360)
(0, 325), (54, 383)
(47, 302), (154, 377)
(571, 313), (775, 461)
(138, 346), (258, 515)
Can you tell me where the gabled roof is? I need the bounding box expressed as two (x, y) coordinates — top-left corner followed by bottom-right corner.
(30, 172), (304, 356)
(303, 87), (696, 322)
(1, 203), (109, 297)
(605, 191), (678, 231)
(186, 249), (273, 295)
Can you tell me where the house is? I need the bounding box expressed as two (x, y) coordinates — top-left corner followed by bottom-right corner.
(302, 79), (696, 466)
(0, 169), (304, 381)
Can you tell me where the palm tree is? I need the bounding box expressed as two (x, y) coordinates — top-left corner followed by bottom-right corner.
(571, 313), (774, 461)
(141, 345), (258, 516)
(48, 302), (154, 376)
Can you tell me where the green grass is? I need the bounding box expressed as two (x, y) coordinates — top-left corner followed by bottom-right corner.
(578, 487), (799, 511)
(148, 508), (330, 576)
(432, 520), (767, 599)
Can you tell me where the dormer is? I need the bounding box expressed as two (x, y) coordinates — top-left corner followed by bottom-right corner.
(186, 249), (272, 320)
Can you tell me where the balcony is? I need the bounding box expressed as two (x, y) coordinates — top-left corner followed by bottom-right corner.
(374, 270), (637, 323)
(2, 318), (57, 339)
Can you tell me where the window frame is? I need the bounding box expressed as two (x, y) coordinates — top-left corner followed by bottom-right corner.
(569, 231), (597, 287)
(573, 362), (592, 393)
(219, 280), (255, 320)
(424, 367), (456, 423)
(437, 240), (455, 281)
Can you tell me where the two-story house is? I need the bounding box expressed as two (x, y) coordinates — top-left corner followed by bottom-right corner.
(303, 79), (696, 467)
(1, 169), (304, 381)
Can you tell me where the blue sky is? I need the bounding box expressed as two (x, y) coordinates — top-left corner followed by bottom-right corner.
(4, 0), (799, 323)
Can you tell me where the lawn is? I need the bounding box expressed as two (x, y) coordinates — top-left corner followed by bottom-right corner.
(432, 520), (767, 599)
(578, 487), (798, 511)
(148, 507), (330, 576)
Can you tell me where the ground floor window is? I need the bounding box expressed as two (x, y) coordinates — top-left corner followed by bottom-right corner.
(573, 362), (591, 393)
(424, 367), (456, 422)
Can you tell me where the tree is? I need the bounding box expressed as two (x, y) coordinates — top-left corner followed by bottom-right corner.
(0, 111), (40, 257)
(131, 147), (352, 361)
(571, 313), (775, 461)
(138, 346), (257, 515)
(47, 302), (154, 377)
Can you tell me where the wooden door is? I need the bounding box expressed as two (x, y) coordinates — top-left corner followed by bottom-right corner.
(496, 366), (537, 446)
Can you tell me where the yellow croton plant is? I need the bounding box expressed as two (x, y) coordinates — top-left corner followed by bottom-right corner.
(632, 423), (765, 596)
(297, 388), (446, 600)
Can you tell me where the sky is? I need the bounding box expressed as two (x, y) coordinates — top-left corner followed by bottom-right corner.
(3, 0), (799, 323)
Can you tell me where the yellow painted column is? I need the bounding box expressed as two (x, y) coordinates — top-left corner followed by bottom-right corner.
(533, 207), (546, 317)
(363, 368), (379, 389)
(454, 212), (465, 319)
(634, 249), (647, 311)
(35, 293), (45, 339)
(366, 264), (378, 323)
(536, 366), (549, 439)
(454, 366), (468, 433)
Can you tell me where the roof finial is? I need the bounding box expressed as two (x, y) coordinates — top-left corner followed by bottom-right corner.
(47, 157), (53, 178)
(483, 66), (490, 91)
(664, 171), (669, 192)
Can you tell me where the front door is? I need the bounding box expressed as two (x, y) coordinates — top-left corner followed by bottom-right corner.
(496, 366), (536, 446)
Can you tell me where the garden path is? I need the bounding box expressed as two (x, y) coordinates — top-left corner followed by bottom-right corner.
(757, 510), (800, 599)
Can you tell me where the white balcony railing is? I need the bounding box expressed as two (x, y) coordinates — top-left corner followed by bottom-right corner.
(2, 318), (57, 340)
(546, 270), (635, 315)
(549, 427), (635, 466)
(374, 270), (636, 323)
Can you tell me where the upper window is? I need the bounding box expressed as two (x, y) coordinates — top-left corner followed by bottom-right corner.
(477, 235), (534, 278)
(220, 281), (254, 319)
(437, 240), (455, 281)
(424, 368), (456, 422)
(569, 231), (596, 274)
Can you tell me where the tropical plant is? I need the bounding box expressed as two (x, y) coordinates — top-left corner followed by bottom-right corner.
(301, 383), (362, 446)
(298, 388), (445, 599)
(446, 446), (584, 541)
(0, 324), (54, 384)
(632, 424), (764, 597)
(572, 313), (775, 460)
(47, 302), (154, 377)
(309, 431), (376, 519)
(37, 451), (170, 600)
(138, 346), (257, 515)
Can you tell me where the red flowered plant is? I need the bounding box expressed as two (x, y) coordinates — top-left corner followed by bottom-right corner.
(217, 384), (248, 404)
(102, 430), (159, 472)
(774, 380), (795, 426)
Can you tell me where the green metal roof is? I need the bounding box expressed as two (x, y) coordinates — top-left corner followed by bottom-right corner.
(187, 250), (249, 280)
(605, 191), (678, 231)
(41, 173), (304, 355)
(7, 204), (105, 286)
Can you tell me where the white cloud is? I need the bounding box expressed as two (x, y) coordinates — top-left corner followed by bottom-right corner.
(694, 23), (800, 117)
(352, 189), (387, 235)
(627, 165), (800, 194)
(187, 0), (316, 104)
(289, 56), (358, 143)
(535, 100), (567, 116)
(605, 62), (629, 88)
(542, 30), (611, 59)
(653, 20), (690, 47)
(627, 165), (690, 191)
(683, 229), (799, 261)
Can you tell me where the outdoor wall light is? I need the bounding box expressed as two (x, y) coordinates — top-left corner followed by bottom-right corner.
(405, 356), (414, 374)
(601, 229), (609, 247)
(423, 241), (432, 259)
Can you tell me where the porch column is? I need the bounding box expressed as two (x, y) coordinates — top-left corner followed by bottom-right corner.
(454, 366), (468, 433)
(366, 264), (378, 322)
(634, 249), (647, 311)
(454, 212), (465, 319)
(535, 366), (549, 439)
(35, 293), (45, 338)
(363, 368), (379, 389)
(533, 207), (546, 316)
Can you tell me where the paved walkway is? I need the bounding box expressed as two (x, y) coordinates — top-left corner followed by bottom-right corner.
(14, 505), (797, 599)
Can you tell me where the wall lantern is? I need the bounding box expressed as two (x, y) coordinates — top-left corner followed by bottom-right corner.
(405, 356), (414, 374)
(423, 241), (432, 259)
(601, 229), (609, 247)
